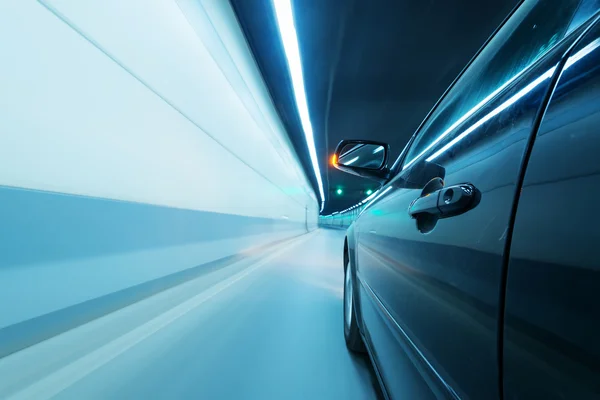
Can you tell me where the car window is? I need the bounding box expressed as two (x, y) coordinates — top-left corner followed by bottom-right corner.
(401, 0), (584, 171)
(568, 0), (600, 34)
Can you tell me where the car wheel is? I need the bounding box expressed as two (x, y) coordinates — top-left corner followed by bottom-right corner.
(344, 256), (366, 353)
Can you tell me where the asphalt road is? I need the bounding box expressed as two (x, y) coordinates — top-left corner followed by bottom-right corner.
(0, 229), (381, 400)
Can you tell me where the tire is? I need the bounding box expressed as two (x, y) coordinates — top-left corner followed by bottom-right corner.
(344, 256), (366, 353)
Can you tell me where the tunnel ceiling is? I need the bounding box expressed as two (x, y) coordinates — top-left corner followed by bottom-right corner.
(230, 0), (520, 215)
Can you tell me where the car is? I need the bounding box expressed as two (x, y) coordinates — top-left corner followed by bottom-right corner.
(331, 1), (600, 399)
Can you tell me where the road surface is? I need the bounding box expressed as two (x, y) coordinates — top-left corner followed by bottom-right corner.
(0, 229), (381, 399)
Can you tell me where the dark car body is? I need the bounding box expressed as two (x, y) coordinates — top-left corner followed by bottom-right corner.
(337, 1), (600, 398)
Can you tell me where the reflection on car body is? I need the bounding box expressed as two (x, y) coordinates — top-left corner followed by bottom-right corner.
(331, 1), (600, 398)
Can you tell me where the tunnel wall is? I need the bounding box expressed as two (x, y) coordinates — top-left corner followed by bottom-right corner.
(0, 0), (318, 332)
(319, 212), (358, 229)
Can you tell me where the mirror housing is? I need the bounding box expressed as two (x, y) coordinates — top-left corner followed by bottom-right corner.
(333, 140), (391, 184)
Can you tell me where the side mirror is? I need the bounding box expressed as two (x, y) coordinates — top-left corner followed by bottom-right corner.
(333, 140), (391, 183)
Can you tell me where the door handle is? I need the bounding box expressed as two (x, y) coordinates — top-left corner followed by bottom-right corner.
(409, 183), (479, 219)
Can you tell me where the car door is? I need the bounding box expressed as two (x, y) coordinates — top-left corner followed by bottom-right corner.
(353, 1), (588, 398)
(503, 13), (600, 399)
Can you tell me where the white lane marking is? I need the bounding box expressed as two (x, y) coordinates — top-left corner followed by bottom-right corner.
(8, 231), (317, 400)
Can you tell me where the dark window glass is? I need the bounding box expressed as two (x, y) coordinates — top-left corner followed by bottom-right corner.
(568, 0), (600, 33)
(402, 0), (583, 170)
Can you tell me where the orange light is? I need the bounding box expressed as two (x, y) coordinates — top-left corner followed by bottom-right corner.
(331, 154), (337, 166)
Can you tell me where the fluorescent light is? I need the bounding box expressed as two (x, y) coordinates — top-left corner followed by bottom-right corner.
(403, 64), (531, 170)
(273, 0), (325, 209)
(407, 37), (600, 170)
(427, 66), (556, 163)
(362, 188), (380, 203)
(344, 156), (359, 165)
(565, 38), (600, 69)
(370, 186), (393, 203)
(358, 186), (393, 215)
(325, 33), (600, 219)
(373, 146), (384, 154)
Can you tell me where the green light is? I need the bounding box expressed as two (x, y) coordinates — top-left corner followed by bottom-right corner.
(336, 188), (343, 195)
(366, 189), (373, 195)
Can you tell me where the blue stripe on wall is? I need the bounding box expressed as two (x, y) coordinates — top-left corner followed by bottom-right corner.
(0, 185), (304, 268)
(0, 233), (300, 359)
(0, 185), (309, 357)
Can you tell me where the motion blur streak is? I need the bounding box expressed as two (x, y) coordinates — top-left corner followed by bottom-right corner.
(427, 33), (600, 164)
(427, 66), (556, 162)
(272, 0), (326, 211)
(0, 231), (379, 400)
(0, 1), (382, 397)
(0, 0), (319, 355)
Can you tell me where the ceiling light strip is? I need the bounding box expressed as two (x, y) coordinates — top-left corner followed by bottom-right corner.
(272, 0), (326, 212)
